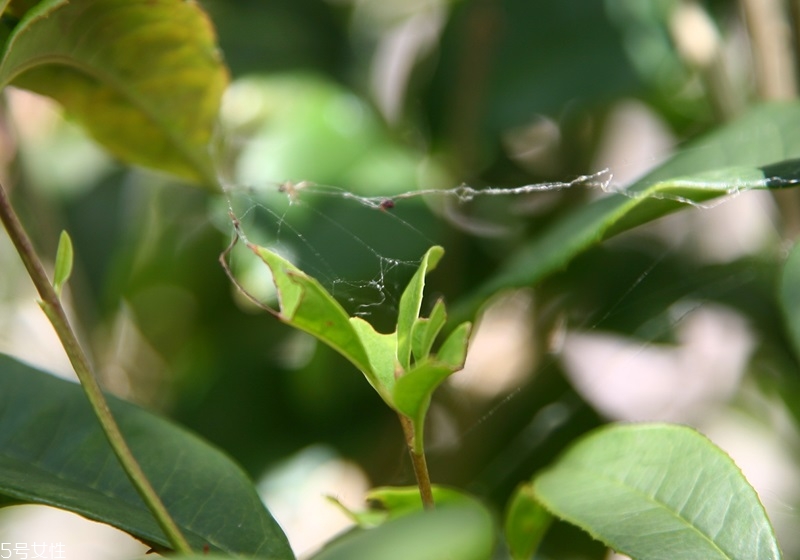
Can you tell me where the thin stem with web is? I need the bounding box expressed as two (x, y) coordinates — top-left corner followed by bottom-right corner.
(0, 182), (192, 555)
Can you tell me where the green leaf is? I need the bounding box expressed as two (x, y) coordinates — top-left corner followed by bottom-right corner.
(349, 317), (399, 393)
(247, 242), (465, 444)
(0, 0), (228, 186)
(393, 321), (470, 451)
(781, 240), (800, 360)
(456, 102), (800, 319)
(0, 354), (294, 559)
(396, 246), (444, 370)
(0, 495), (21, 507)
(504, 483), (552, 560)
(249, 243), (394, 402)
(393, 361), (457, 454)
(309, 502), (494, 560)
(436, 321), (471, 369)
(327, 495), (388, 529)
(411, 298), (447, 363)
(251, 243), (372, 372)
(365, 485), (481, 517)
(533, 423), (780, 560)
(52, 230), (73, 297)
(330, 485), (479, 528)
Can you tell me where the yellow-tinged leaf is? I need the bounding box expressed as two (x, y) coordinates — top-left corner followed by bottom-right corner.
(0, 0), (228, 186)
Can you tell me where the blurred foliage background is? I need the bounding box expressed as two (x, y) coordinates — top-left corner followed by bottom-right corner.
(4, 0), (800, 557)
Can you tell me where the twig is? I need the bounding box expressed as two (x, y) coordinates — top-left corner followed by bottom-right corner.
(218, 229), (283, 316)
(0, 182), (192, 554)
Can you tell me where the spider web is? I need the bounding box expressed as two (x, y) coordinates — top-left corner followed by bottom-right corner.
(215, 154), (774, 323)
(219, 179), (437, 323)
(211, 152), (777, 408)
(213, 147), (787, 338)
(216, 168), (621, 323)
(215, 158), (797, 527)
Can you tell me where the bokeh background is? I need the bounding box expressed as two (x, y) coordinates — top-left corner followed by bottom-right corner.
(3, 0), (800, 558)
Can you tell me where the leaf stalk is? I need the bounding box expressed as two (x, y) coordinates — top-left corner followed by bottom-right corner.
(0, 182), (192, 554)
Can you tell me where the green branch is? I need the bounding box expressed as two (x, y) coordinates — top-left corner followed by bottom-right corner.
(0, 182), (192, 554)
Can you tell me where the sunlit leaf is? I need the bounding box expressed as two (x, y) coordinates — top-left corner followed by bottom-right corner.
(533, 424), (780, 560)
(0, 0), (228, 186)
(248, 243), (391, 399)
(330, 485), (479, 528)
(396, 246), (444, 371)
(248, 242), (464, 442)
(365, 485), (480, 517)
(349, 317), (398, 395)
(0, 354), (294, 559)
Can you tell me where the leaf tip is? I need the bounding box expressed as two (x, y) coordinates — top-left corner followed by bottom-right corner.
(425, 245), (445, 271)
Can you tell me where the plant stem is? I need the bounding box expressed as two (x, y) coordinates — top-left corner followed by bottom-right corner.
(740, 0), (800, 239)
(740, 0), (797, 101)
(399, 414), (435, 510)
(0, 182), (192, 554)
